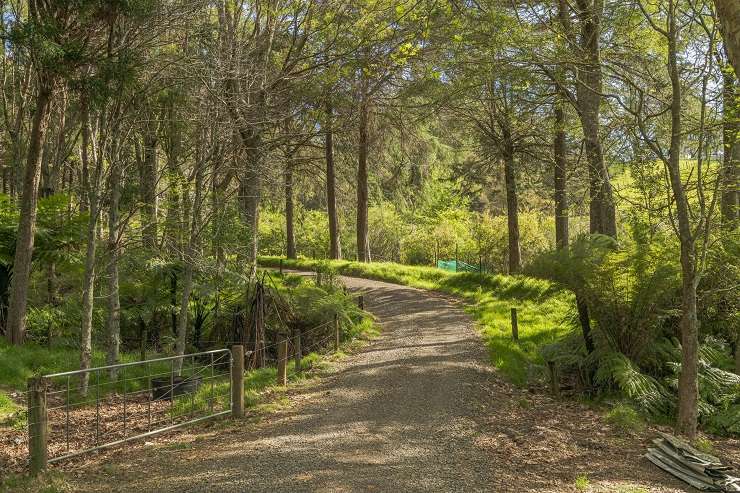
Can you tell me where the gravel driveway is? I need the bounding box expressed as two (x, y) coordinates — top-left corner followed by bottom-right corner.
(65, 276), (704, 492)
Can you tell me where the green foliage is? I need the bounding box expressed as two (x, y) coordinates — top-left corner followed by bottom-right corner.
(693, 437), (714, 454)
(530, 233), (739, 434)
(594, 352), (672, 416)
(574, 474), (590, 491)
(260, 179), (554, 270)
(0, 391), (20, 423)
(605, 403), (645, 434)
(705, 404), (740, 436)
(0, 270), (377, 433)
(530, 233), (681, 363)
(259, 256), (571, 386)
(0, 193), (85, 267)
(0, 339), (80, 388)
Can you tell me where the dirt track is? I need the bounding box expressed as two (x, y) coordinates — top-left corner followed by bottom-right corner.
(63, 275), (713, 492)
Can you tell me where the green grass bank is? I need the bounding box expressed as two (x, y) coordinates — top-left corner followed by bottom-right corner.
(259, 256), (575, 386)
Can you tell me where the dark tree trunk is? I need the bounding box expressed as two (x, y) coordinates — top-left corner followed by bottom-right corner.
(326, 100), (341, 260)
(242, 136), (262, 276)
(140, 128), (158, 250)
(554, 92), (569, 249)
(714, 0), (740, 79)
(556, 0), (601, 359)
(356, 90), (370, 262)
(106, 159), (121, 377)
(575, 0), (617, 238)
(79, 98), (105, 396)
(5, 86), (52, 345)
(664, 2), (698, 439)
(721, 71), (739, 226)
(285, 163), (296, 259)
(577, 297), (595, 353)
(169, 272), (177, 337)
(164, 156), (183, 254)
(502, 140), (521, 274)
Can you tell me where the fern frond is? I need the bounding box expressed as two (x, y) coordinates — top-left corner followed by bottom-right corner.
(595, 351), (672, 415)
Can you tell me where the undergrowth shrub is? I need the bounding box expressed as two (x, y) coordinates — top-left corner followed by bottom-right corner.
(605, 403), (645, 433)
(531, 233), (740, 435)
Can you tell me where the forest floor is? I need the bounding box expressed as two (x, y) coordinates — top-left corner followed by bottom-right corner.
(24, 275), (740, 492)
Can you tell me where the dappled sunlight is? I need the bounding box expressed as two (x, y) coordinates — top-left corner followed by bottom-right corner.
(64, 275), (697, 493)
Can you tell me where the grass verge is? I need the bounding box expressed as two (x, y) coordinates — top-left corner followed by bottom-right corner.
(260, 256), (574, 386)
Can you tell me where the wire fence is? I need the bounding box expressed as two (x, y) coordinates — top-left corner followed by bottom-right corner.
(16, 307), (358, 473)
(22, 349), (232, 471)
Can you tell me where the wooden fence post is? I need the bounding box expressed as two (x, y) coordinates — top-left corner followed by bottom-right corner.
(279, 258), (283, 275)
(28, 377), (49, 475)
(277, 339), (288, 386)
(294, 330), (302, 373)
(334, 314), (340, 352)
(510, 308), (519, 342)
(231, 345), (244, 418)
(358, 295), (364, 310)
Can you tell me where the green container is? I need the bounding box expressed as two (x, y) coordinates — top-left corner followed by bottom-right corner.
(436, 260), (481, 273)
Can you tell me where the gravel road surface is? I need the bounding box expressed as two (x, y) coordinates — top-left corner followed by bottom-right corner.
(65, 276), (703, 492)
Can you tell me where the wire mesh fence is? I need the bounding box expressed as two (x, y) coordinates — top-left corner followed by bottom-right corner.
(23, 349), (232, 468)
(10, 310), (357, 473)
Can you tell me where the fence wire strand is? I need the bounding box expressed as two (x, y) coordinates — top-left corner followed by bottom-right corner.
(27, 311), (350, 469)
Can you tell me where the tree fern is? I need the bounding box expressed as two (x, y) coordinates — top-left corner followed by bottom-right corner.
(594, 351), (673, 415)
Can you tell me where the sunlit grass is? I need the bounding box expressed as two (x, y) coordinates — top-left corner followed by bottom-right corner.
(170, 349), (349, 417)
(0, 391), (20, 423)
(259, 256), (574, 386)
(0, 340), (180, 427)
(575, 474), (590, 491)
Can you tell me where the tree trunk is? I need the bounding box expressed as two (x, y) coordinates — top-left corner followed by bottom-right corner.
(40, 92), (66, 198)
(575, 0), (617, 238)
(554, 3), (599, 361)
(326, 100), (342, 260)
(577, 297), (595, 353)
(105, 160), (121, 378)
(79, 201), (99, 395)
(5, 86), (52, 345)
(43, 169), (58, 320)
(175, 155), (204, 373)
(676, 256), (699, 439)
(164, 173), (183, 253)
(721, 71), (739, 226)
(212, 168), (226, 271)
(665, 3), (698, 439)
(175, 262), (193, 374)
(140, 128), (158, 250)
(356, 90), (370, 262)
(79, 102), (103, 396)
(714, 0), (740, 78)
(503, 141), (521, 274)
(244, 144), (261, 276)
(554, 91), (569, 249)
(285, 164), (296, 259)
